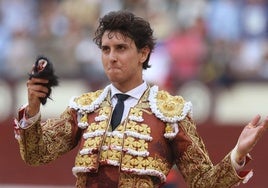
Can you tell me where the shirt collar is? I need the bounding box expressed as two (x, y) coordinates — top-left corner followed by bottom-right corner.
(110, 81), (148, 100)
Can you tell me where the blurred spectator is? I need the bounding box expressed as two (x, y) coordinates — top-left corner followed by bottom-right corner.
(0, 0), (37, 80)
(122, 0), (148, 17)
(143, 41), (171, 90)
(230, 0), (268, 80)
(0, 0), (37, 34)
(0, 11), (10, 78)
(240, 0), (267, 39)
(206, 0), (241, 42)
(176, 0), (207, 30)
(75, 31), (108, 91)
(231, 40), (267, 80)
(165, 18), (207, 93)
(0, 0), (267, 89)
(5, 28), (36, 80)
(99, 0), (123, 16)
(201, 39), (237, 88)
(203, 0), (241, 87)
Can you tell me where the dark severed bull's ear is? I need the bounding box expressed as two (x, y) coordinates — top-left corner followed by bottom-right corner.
(29, 55), (59, 105)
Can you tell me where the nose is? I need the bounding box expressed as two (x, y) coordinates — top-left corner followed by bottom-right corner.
(108, 50), (117, 63)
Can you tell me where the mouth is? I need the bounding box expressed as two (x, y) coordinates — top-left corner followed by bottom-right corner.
(108, 66), (120, 71)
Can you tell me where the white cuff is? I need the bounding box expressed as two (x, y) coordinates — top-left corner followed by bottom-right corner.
(231, 145), (246, 171)
(19, 111), (41, 129)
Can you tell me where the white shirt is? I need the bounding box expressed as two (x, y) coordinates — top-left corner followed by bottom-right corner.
(110, 81), (148, 123)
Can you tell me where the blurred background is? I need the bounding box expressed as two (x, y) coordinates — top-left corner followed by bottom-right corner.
(0, 0), (268, 187)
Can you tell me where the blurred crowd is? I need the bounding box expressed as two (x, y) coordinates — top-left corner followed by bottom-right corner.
(0, 0), (268, 93)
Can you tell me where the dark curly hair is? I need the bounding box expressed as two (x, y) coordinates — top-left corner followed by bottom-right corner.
(93, 10), (156, 69)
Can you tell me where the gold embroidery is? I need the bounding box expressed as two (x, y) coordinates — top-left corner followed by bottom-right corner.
(74, 87), (174, 186)
(75, 173), (87, 188)
(100, 150), (108, 159)
(126, 121), (151, 135)
(80, 114), (88, 123)
(121, 154), (170, 175)
(111, 135), (124, 146)
(75, 105), (111, 169)
(83, 136), (102, 148)
(75, 154), (98, 167)
(156, 90), (185, 118)
(178, 144), (241, 187)
(129, 108), (143, 117)
(87, 121), (107, 132)
(100, 124), (124, 163)
(119, 173), (154, 188)
(107, 149), (121, 160)
(99, 106), (111, 116)
(124, 137), (148, 151)
(75, 90), (103, 106)
(165, 123), (173, 133)
(178, 117), (241, 187)
(19, 109), (74, 165)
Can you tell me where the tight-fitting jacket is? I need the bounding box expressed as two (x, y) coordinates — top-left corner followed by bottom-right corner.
(14, 85), (252, 187)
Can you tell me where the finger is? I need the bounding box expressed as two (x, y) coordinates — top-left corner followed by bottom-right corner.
(30, 90), (47, 98)
(28, 77), (49, 84)
(250, 114), (261, 127)
(260, 116), (268, 130)
(31, 84), (48, 92)
(254, 117), (268, 140)
(28, 84), (49, 97)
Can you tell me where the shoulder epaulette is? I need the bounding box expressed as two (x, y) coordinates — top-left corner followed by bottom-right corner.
(148, 85), (192, 123)
(68, 85), (110, 113)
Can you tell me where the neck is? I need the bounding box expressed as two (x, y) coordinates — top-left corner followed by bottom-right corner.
(112, 80), (144, 93)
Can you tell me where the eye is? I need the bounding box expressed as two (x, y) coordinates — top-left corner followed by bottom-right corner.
(117, 45), (126, 51)
(101, 46), (110, 54)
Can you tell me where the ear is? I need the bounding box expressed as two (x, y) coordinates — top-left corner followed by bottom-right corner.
(139, 46), (150, 64)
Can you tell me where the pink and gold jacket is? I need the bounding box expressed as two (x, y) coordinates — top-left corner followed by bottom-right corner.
(14, 85), (252, 187)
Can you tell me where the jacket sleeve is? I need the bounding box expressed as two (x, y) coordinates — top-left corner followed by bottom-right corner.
(14, 107), (82, 166)
(171, 116), (252, 188)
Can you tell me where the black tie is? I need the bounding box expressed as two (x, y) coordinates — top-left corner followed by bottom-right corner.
(111, 94), (129, 130)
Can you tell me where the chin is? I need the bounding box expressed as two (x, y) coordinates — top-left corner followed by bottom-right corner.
(108, 76), (120, 83)
(108, 71), (121, 78)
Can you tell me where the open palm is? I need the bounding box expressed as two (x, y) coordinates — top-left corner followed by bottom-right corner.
(236, 115), (268, 161)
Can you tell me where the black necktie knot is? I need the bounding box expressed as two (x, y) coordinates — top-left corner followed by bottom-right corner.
(111, 94), (129, 130)
(116, 93), (129, 102)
